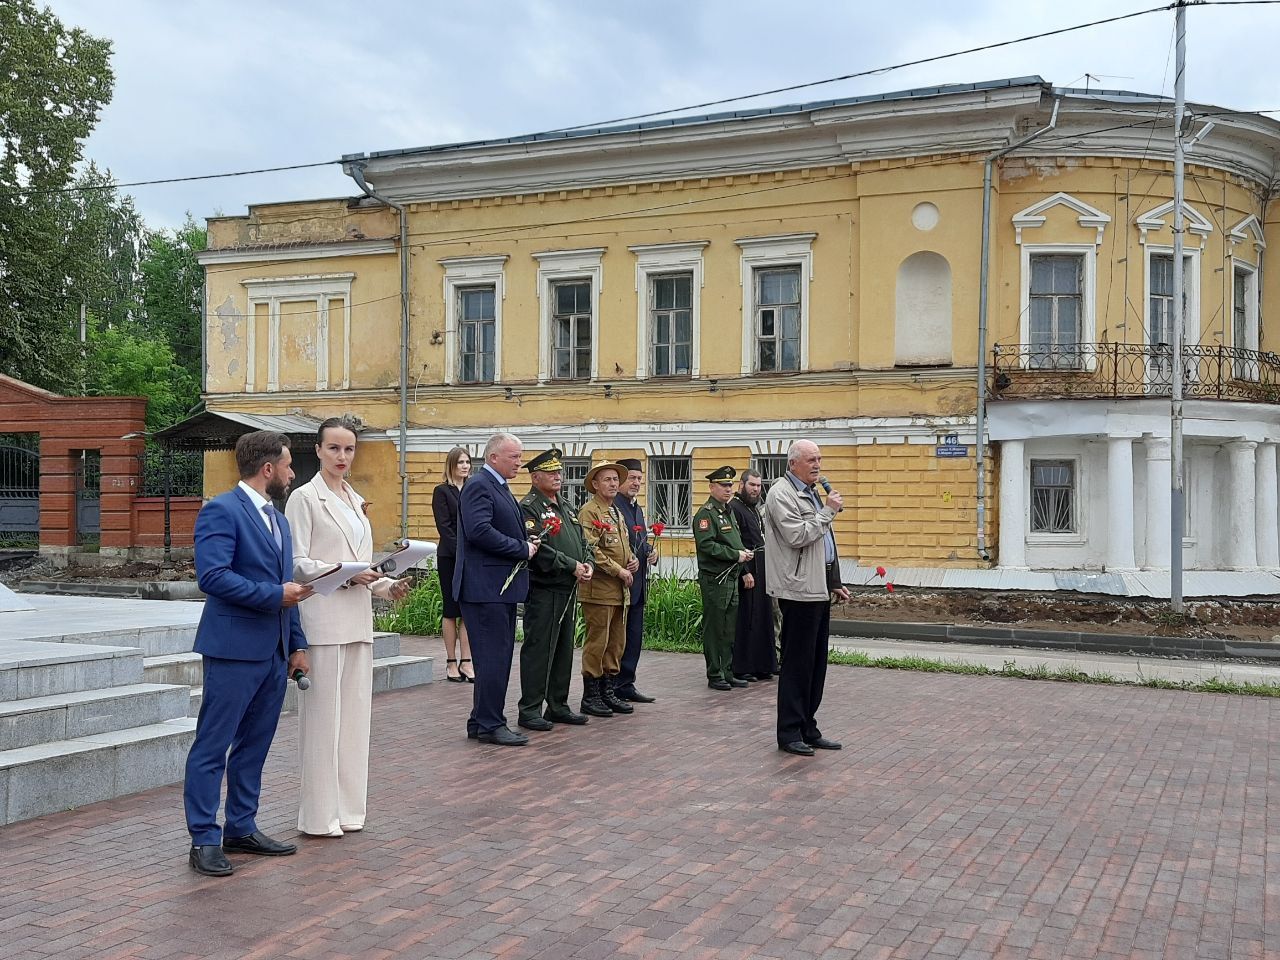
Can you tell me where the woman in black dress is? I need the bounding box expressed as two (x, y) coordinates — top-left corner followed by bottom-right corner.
(432, 446), (473, 682)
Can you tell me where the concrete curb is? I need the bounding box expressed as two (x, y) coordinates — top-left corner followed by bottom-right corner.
(16, 581), (204, 602)
(829, 618), (1280, 662)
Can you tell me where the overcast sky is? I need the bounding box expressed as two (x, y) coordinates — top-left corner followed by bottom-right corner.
(42, 0), (1280, 231)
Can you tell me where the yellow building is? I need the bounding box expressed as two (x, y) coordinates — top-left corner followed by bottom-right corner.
(197, 77), (1280, 596)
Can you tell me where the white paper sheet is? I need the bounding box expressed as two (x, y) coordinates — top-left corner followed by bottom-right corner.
(370, 538), (438, 574)
(301, 561), (370, 597)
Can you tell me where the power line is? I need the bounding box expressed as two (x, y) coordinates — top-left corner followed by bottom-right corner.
(1, 160), (341, 199)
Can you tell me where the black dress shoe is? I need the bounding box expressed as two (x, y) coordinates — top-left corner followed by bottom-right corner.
(544, 710), (589, 725)
(223, 831), (297, 856)
(755, 672), (774, 681)
(708, 679), (731, 691)
(467, 729), (479, 740)
(727, 676), (749, 688)
(778, 741), (815, 756)
(617, 687), (656, 703)
(737, 674), (758, 683)
(477, 725), (528, 746)
(189, 845), (233, 876)
(517, 716), (553, 732)
(805, 736), (843, 751)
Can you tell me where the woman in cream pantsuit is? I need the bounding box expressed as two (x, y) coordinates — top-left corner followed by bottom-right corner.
(285, 416), (408, 837)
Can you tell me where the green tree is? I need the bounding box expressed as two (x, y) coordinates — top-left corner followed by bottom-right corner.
(84, 322), (195, 431)
(0, 0), (114, 390)
(141, 215), (207, 379)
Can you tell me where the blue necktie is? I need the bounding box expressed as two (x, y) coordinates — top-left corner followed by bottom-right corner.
(263, 504), (282, 551)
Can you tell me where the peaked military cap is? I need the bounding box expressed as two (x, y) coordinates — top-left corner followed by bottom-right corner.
(524, 448), (564, 472)
(706, 465), (737, 483)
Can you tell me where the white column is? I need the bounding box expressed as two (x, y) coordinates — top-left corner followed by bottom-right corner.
(1257, 442), (1279, 569)
(1226, 440), (1258, 569)
(1106, 436), (1137, 570)
(998, 439), (1027, 568)
(1143, 436), (1171, 570)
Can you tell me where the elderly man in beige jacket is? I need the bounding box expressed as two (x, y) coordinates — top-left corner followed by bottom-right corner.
(763, 439), (850, 757)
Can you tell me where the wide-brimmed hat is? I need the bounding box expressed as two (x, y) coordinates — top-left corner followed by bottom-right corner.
(584, 461), (628, 489)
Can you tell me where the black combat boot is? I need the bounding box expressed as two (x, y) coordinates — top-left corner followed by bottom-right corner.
(580, 676), (613, 717)
(600, 675), (634, 714)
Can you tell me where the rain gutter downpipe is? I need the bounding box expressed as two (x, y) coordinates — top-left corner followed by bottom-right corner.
(344, 157), (411, 539)
(975, 95), (1060, 563)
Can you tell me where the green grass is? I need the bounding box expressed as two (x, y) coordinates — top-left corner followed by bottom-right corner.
(377, 571), (1280, 699)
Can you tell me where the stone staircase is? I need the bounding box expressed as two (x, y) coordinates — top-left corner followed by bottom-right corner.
(0, 597), (432, 826)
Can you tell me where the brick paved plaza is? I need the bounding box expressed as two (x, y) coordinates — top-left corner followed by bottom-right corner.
(3, 643), (1278, 960)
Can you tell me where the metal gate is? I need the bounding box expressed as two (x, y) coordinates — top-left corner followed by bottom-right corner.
(75, 451), (101, 546)
(0, 441), (40, 549)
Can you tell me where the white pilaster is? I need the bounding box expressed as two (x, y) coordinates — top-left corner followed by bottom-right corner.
(998, 439), (1027, 568)
(1226, 439), (1259, 569)
(1257, 442), (1279, 569)
(1106, 436), (1137, 570)
(1143, 436), (1171, 570)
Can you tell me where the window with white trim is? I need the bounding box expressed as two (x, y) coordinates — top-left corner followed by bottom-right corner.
(631, 241), (706, 379)
(561, 457), (590, 515)
(1027, 254), (1083, 370)
(440, 255), (506, 386)
(649, 273), (693, 377)
(1144, 249), (1199, 388)
(736, 233), (815, 375)
(551, 280), (592, 380)
(1233, 263), (1260, 380)
(457, 286), (495, 384)
(750, 454), (789, 493)
(1029, 459), (1075, 534)
(534, 248), (604, 383)
(647, 456), (692, 530)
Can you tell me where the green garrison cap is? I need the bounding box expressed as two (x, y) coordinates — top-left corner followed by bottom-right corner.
(524, 448), (564, 472)
(706, 465), (736, 483)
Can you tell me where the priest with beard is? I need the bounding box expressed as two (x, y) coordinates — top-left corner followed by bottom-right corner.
(729, 469), (777, 682)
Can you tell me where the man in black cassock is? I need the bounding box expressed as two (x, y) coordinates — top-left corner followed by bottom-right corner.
(729, 469), (777, 681)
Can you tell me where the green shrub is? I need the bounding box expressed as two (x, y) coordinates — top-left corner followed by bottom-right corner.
(641, 573), (703, 653)
(374, 565), (444, 635)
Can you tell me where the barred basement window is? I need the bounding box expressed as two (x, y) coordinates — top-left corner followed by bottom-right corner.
(648, 456), (692, 530)
(750, 454), (789, 493)
(561, 457), (590, 515)
(1029, 459), (1075, 534)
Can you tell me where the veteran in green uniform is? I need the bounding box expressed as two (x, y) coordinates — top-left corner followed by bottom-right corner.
(694, 466), (754, 690)
(516, 449), (594, 730)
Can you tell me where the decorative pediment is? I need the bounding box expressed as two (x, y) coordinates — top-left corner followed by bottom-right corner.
(1228, 214), (1267, 253)
(1011, 192), (1111, 246)
(1135, 200), (1214, 246)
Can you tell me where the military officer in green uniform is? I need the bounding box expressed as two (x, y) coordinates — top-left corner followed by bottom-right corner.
(517, 449), (594, 730)
(694, 466), (754, 691)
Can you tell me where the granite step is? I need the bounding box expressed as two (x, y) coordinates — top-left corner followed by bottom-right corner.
(0, 683), (190, 752)
(0, 640), (143, 703)
(0, 718), (196, 826)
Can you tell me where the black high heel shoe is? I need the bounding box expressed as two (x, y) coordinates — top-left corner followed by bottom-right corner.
(459, 658), (475, 683)
(445, 658), (464, 683)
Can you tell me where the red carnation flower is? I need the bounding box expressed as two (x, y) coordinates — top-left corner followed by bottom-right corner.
(875, 566), (886, 578)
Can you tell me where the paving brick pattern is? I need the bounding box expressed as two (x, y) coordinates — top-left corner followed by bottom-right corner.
(2, 643), (1279, 959)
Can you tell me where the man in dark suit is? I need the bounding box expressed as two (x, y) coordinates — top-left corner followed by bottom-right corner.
(454, 432), (539, 746)
(614, 458), (657, 703)
(184, 431), (313, 877)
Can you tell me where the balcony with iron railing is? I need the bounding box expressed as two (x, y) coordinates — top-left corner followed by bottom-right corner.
(989, 342), (1280, 403)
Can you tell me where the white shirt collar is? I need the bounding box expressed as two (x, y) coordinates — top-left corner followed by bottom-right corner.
(238, 480), (274, 527)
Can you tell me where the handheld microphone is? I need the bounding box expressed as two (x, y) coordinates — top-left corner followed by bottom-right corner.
(817, 476), (833, 494)
(292, 669), (310, 691)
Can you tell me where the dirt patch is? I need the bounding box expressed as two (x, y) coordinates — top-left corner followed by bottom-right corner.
(0, 555), (195, 587)
(841, 587), (1280, 642)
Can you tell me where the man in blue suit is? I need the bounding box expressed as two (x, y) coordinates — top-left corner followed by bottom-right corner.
(184, 431), (313, 877)
(454, 432), (539, 746)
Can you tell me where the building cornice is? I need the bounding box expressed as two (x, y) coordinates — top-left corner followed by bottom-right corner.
(198, 239), (396, 266)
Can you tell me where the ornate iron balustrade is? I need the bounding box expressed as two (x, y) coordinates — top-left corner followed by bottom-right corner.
(989, 342), (1280, 403)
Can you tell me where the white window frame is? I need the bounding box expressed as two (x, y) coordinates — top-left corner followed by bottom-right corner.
(440, 256), (507, 386)
(1019, 245), (1097, 370)
(647, 455), (694, 532)
(1232, 260), (1260, 352)
(533, 248), (605, 383)
(1026, 454), (1086, 546)
(736, 233), (816, 376)
(241, 273), (354, 392)
(1142, 245), (1201, 349)
(630, 241), (707, 379)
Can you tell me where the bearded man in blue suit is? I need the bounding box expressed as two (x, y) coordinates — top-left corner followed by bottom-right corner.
(454, 432), (540, 746)
(184, 431), (313, 877)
